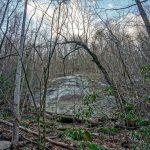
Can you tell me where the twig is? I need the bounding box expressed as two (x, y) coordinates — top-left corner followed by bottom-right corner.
(0, 119), (77, 150)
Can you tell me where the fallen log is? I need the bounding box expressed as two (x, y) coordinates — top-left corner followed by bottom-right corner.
(0, 119), (77, 150)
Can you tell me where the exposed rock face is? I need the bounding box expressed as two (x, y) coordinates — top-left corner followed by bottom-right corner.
(0, 141), (11, 150)
(34, 74), (116, 116)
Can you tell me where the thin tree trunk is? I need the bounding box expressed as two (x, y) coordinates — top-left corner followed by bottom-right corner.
(0, 0), (10, 29)
(135, 0), (150, 59)
(135, 0), (150, 38)
(12, 0), (28, 146)
(62, 41), (125, 109)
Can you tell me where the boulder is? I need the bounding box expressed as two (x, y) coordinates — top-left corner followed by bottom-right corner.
(0, 141), (11, 150)
(33, 74), (117, 116)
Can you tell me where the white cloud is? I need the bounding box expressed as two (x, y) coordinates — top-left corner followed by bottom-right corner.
(118, 13), (145, 36)
(108, 3), (114, 9)
(27, 0), (95, 39)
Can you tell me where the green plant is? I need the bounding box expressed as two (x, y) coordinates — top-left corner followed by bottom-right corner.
(145, 95), (150, 102)
(138, 127), (150, 138)
(98, 127), (120, 135)
(114, 102), (136, 119)
(116, 102), (140, 127)
(125, 111), (138, 121)
(64, 128), (92, 142)
(132, 127), (150, 141)
(125, 102), (135, 112)
(132, 143), (150, 150)
(141, 64), (150, 79)
(103, 86), (114, 96)
(136, 118), (149, 126)
(87, 143), (105, 150)
(76, 91), (97, 121)
(83, 91), (97, 106)
(124, 111), (139, 127)
(131, 127), (150, 149)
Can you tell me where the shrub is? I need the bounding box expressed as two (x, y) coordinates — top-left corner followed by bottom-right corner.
(98, 127), (120, 135)
(64, 128), (92, 142)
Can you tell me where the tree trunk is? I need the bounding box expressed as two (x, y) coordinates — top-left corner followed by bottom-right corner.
(0, 0), (10, 29)
(135, 0), (150, 37)
(12, 0), (28, 146)
(135, 0), (150, 58)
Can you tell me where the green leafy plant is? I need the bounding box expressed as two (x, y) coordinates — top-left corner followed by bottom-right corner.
(136, 118), (149, 127)
(116, 102), (140, 127)
(123, 102), (149, 128)
(83, 91), (97, 105)
(64, 128), (92, 142)
(124, 111), (139, 127)
(87, 143), (105, 150)
(114, 102), (136, 119)
(145, 95), (150, 102)
(98, 127), (120, 135)
(125, 111), (138, 121)
(76, 91), (97, 121)
(125, 102), (135, 112)
(141, 64), (150, 79)
(131, 127), (150, 149)
(132, 143), (150, 150)
(103, 86), (114, 96)
(132, 128), (150, 141)
(138, 127), (150, 138)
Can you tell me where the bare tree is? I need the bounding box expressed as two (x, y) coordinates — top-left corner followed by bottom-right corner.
(12, 0), (28, 146)
(0, 0), (10, 29)
(135, 0), (150, 38)
(135, 0), (150, 59)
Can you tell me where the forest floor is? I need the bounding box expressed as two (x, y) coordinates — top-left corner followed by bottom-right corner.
(0, 108), (150, 150)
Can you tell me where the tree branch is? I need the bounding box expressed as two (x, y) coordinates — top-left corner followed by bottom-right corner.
(0, 53), (17, 60)
(0, 119), (76, 150)
(99, 0), (148, 11)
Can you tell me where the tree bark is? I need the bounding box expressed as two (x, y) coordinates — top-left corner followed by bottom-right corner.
(135, 0), (150, 38)
(12, 0), (28, 145)
(0, 0), (10, 29)
(135, 0), (150, 59)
